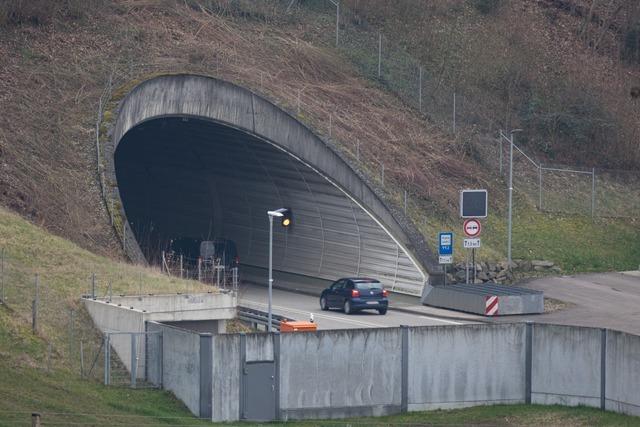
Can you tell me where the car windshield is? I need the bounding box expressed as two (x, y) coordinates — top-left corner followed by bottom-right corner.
(355, 281), (382, 290)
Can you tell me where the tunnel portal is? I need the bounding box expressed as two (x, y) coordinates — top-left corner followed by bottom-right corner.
(111, 75), (433, 295)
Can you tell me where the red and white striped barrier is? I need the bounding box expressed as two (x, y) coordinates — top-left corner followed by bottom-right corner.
(485, 295), (499, 316)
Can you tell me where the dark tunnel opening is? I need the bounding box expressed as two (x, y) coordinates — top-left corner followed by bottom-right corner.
(114, 116), (425, 293)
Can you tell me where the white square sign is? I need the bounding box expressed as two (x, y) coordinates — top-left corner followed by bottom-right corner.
(463, 238), (481, 249)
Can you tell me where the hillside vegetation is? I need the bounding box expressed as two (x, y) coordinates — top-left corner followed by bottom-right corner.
(0, 0), (638, 270)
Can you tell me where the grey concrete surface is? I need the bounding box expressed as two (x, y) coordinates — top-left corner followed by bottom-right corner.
(211, 334), (241, 422)
(421, 283), (543, 316)
(237, 280), (470, 330)
(408, 324), (527, 411)
(148, 322), (201, 416)
(142, 321), (640, 422)
(279, 328), (402, 420)
(110, 74), (441, 295)
(507, 273), (640, 335)
(84, 293), (235, 380)
(531, 324), (601, 407)
(606, 330), (640, 416)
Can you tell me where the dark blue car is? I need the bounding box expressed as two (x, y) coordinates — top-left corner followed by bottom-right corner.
(320, 278), (388, 315)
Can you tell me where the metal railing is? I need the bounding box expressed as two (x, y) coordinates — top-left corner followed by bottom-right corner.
(237, 306), (293, 331)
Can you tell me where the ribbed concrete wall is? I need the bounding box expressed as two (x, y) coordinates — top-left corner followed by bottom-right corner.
(408, 324), (526, 410)
(111, 74), (441, 293)
(532, 324), (601, 407)
(606, 330), (640, 416)
(279, 328), (402, 420)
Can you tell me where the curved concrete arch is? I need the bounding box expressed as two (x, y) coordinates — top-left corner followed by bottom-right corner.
(111, 74), (441, 294)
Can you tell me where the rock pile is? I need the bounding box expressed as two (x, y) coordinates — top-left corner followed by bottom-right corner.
(445, 260), (560, 284)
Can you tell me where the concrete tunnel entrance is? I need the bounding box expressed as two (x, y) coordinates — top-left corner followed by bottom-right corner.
(110, 75), (437, 295)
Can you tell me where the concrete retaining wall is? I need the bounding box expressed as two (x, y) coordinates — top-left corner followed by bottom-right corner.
(532, 324), (602, 407)
(408, 324), (526, 410)
(279, 328), (402, 420)
(147, 322), (202, 416)
(606, 330), (640, 416)
(83, 299), (145, 374)
(127, 322), (640, 422)
(211, 334), (241, 422)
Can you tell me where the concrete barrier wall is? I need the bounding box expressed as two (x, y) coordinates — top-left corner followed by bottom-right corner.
(84, 299), (145, 374)
(246, 333), (274, 362)
(129, 322), (640, 422)
(279, 328), (402, 420)
(149, 322), (202, 416)
(606, 330), (640, 416)
(532, 324), (601, 407)
(408, 324), (526, 411)
(211, 334), (241, 422)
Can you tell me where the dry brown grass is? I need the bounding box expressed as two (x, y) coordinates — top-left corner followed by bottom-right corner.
(0, 0), (495, 259)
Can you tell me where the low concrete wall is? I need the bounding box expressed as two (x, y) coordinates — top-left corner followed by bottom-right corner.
(148, 322), (202, 416)
(279, 328), (402, 420)
(122, 322), (640, 422)
(606, 330), (640, 416)
(106, 292), (236, 322)
(211, 334), (241, 422)
(532, 324), (601, 407)
(408, 324), (526, 410)
(83, 299), (145, 374)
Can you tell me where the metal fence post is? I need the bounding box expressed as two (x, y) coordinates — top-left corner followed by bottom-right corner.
(538, 164), (543, 210)
(335, 1), (339, 47)
(404, 190), (408, 214)
(356, 141), (360, 161)
(91, 272), (96, 299)
(80, 340), (85, 377)
(69, 310), (74, 358)
(328, 113), (332, 137)
(1, 248), (5, 303)
(499, 135), (503, 176)
(452, 92), (456, 134)
(381, 162), (385, 186)
(104, 334), (110, 385)
(32, 274), (39, 334)
(131, 333), (137, 388)
(418, 66), (423, 113)
(377, 32), (382, 78)
(592, 167), (596, 218)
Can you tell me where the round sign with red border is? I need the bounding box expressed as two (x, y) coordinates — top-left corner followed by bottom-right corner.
(463, 219), (481, 237)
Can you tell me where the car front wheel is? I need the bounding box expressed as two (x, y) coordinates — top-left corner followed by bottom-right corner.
(344, 300), (353, 314)
(378, 308), (387, 315)
(320, 296), (329, 311)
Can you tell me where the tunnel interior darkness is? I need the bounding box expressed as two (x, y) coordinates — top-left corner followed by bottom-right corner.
(115, 116), (424, 294)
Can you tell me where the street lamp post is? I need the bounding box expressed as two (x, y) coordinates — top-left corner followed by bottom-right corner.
(266, 208), (292, 332)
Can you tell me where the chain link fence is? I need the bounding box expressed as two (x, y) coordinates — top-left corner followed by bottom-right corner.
(90, 0), (639, 271)
(0, 247), (191, 390)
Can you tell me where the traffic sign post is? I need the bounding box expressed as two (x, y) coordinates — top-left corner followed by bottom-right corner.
(438, 232), (453, 286)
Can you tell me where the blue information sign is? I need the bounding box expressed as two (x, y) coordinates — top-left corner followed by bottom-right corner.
(439, 232), (453, 256)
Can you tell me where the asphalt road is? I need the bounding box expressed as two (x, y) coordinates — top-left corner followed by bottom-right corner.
(503, 271), (640, 335)
(237, 282), (469, 330)
(238, 267), (640, 334)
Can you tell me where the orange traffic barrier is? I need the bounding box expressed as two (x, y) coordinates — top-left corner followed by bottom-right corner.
(279, 320), (317, 333)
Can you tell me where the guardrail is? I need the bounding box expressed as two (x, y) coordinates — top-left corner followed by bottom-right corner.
(237, 306), (293, 332)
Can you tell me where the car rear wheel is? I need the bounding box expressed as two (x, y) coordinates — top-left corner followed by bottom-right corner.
(320, 296), (329, 311)
(344, 300), (353, 315)
(378, 308), (387, 315)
